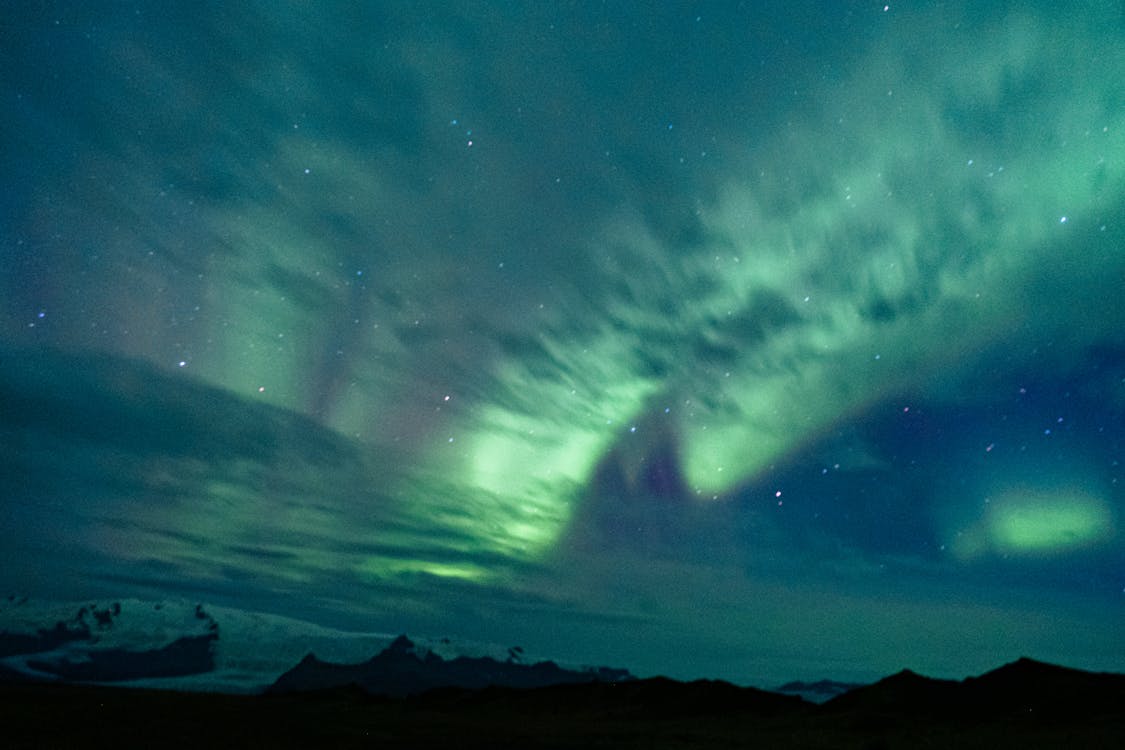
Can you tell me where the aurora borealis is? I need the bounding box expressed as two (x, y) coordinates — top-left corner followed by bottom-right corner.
(2, 1), (1123, 685)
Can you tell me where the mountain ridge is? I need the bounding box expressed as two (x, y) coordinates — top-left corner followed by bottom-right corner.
(268, 633), (634, 697)
(822, 655), (1125, 721)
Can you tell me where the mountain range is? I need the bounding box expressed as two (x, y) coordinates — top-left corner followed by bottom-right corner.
(268, 633), (633, 697)
(2, 597), (1124, 747)
(822, 656), (1125, 721)
(2, 654), (1122, 749)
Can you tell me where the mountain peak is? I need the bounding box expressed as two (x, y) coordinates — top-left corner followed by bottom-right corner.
(822, 667), (960, 715)
(1003, 656), (1050, 671)
(386, 634), (416, 655)
(881, 668), (929, 684)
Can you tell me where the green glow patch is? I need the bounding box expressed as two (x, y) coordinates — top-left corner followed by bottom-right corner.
(988, 490), (1115, 554)
(950, 487), (1115, 561)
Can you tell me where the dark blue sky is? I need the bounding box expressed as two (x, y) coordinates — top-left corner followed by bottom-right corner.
(2, 1), (1123, 684)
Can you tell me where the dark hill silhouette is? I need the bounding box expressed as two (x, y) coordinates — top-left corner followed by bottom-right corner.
(962, 657), (1125, 719)
(823, 656), (1125, 723)
(415, 675), (810, 720)
(3, 655), (1124, 748)
(822, 668), (961, 716)
(268, 634), (634, 697)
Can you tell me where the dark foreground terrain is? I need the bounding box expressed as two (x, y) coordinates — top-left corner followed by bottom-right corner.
(3, 660), (1124, 750)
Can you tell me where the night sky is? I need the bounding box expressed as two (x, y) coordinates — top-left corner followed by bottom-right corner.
(2, 1), (1123, 686)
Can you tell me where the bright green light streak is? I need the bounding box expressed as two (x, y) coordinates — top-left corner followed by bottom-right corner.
(434, 335), (663, 560)
(989, 490), (1115, 554)
(358, 557), (490, 583)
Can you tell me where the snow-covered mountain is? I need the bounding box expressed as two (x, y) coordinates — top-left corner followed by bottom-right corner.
(0, 596), (617, 694)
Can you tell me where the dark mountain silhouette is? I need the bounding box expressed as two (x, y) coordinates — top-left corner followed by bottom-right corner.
(962, 656), (1125, 719)
(5, 656), (1123, 749)
(2, 649), (1124, 748)
(823, 656), (1125, 722)
(268, 634), (633, 697)
(26, 631), (218, 682)
(822, 668), (962, 716)
(775, 678), (865, 702)
(416, 675), (810, 720)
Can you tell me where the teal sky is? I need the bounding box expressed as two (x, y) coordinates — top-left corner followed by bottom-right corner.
(2, 1), (1123, 685)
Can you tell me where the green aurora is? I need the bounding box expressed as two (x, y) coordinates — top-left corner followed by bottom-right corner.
(2, 1), (1123, 684)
